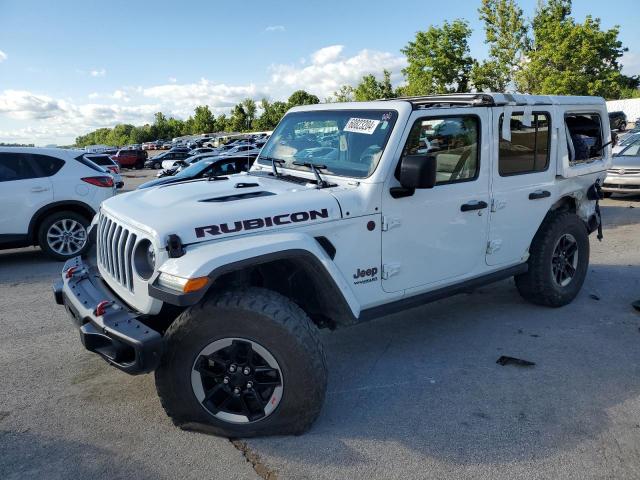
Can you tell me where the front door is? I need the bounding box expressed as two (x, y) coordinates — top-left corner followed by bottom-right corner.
(381, 109), (491, 293)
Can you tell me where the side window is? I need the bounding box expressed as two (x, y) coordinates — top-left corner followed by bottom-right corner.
(400, 116), (479, 185)
(0, 153), (38, 182)
(30, 154), (65, 177)
(499, 112), (550, 176)
(565, 113), (603, 164)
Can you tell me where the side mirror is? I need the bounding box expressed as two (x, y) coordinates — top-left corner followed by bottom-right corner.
(391, 154), (437, 198)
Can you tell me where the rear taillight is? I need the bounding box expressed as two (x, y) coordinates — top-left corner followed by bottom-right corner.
(82, 176), (114, 188)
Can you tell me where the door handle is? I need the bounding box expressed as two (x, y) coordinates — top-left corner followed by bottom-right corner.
(460, 200), (488, 212)
(529, 190), (551, 200)
(30, 186), (50, 193)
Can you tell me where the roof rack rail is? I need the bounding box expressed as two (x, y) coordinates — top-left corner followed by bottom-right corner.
(380, 93), (496, 109)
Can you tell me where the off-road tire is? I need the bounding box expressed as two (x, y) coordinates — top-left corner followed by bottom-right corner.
(155, 287), (327, 437)
(37, 210), (91, 261)
(515, 211), (589, 307)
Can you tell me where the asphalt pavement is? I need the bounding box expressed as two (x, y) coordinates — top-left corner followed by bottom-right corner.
(1, 170), (639, 479)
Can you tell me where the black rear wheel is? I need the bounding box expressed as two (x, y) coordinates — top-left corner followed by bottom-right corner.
(515, 211), (589, 307)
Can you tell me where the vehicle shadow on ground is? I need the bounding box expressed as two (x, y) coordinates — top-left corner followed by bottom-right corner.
(0, 430), (159, 480)
(249, 263), (640, 467)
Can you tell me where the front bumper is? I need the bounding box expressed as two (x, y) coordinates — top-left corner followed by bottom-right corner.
(53, 257), (163, 375)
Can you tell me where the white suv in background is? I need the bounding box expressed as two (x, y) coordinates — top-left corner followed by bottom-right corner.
(0, 148), (116, 260)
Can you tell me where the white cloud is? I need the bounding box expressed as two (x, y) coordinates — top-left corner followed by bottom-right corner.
(112, 89), (130, 102)
(311, 45), (344, 65)
(270, 45), (406, 99)
(0, 90), (67, 120)
(0, 50), (7, 63)
(265, 25), (285, 33)
(0, 45), (408, 144)
(89, 68), (106, 77)
(142, 78), (266, 111)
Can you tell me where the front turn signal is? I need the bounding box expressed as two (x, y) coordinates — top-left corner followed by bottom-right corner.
(183, 276), (209, 293)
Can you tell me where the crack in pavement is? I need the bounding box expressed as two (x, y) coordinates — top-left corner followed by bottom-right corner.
(231, 439), (278, 480)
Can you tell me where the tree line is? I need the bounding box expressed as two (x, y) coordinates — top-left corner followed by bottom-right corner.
(75, 0), (638, 148)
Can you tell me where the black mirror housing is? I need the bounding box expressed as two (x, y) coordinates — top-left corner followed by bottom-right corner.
(399, 154), (437, 189)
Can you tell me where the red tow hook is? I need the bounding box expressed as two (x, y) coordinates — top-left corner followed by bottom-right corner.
(95, 300), (113, 317)
(65, 266), (78, 279)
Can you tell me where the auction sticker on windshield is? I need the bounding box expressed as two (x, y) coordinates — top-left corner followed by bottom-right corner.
(344, 118), (380, 135)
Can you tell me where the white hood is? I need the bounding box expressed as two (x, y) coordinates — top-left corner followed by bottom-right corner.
(101, 173), (342, 245)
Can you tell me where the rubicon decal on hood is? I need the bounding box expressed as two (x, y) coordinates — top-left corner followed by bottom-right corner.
(195, 208), (330, 238)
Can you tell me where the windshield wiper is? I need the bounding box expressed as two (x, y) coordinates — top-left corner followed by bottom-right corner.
(258, 156), (285, 177)
(292, 161), (329, 188)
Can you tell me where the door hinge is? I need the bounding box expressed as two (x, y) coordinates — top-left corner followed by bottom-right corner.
(486, 240), (502, 255)
(490, 199), (506, 213)
(382, 263), (401, 279)
(381, 216), (401, 231)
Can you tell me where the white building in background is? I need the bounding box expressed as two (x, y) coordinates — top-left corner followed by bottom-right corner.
(606, 98), (640, 123)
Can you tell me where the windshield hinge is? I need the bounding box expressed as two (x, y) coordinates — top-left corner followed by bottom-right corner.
(381, 216), (401, 232)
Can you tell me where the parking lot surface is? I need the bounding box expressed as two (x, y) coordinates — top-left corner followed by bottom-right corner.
(1, 170), (639, 479)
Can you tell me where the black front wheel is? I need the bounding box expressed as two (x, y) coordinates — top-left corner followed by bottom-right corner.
(155, 287), (327, 437)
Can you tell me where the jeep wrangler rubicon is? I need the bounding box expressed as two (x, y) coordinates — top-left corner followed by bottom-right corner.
(54, 93), (609, 437)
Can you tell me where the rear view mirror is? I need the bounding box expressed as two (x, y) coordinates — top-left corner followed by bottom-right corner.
(399, 154), (437, 189)
(390, 154), (437, 199)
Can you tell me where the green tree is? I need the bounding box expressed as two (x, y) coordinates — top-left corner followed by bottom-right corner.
(515, 0), (628, 97)
(227, 104), (248, 132)
(241, 99), (257, 130)
(191, 105), (215, 134)
(213, 113), (228, 132)
(254, 99), (289, 130)
(472, 0), (529, 91)
(354, 70), (396, 101)
(329, 85), (355, 103)
(401, 19), (474, 95)
(287, 90), (320, 108)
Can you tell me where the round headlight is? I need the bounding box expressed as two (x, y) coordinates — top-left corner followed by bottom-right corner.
(134, 239), (156, 280)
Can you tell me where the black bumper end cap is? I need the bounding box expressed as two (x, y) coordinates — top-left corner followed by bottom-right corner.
(53, 280), (64, 305)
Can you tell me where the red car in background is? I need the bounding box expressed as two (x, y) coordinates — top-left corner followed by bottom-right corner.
(110, 149), (147, 169)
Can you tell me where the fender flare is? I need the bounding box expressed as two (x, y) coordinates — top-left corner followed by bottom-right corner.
(149, 232), (361, 322)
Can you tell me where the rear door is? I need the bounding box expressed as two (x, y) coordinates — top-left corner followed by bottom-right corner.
(0, 152), (53, 235)
(486, 106), (556, 266)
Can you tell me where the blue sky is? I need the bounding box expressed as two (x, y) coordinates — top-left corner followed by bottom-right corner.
(1, 0), (639, 145)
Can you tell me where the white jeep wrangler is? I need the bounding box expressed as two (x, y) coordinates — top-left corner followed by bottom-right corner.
(54, 93), (610, 437)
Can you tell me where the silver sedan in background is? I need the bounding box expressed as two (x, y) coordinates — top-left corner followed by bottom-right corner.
(603, 138), (640, 196)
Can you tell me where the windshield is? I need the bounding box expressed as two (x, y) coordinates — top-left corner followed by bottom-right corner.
(175, 159), (215, 178)
(257, 109), (398, 178)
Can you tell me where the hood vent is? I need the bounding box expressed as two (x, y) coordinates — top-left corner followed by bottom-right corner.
(200, 191), (276, 203)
